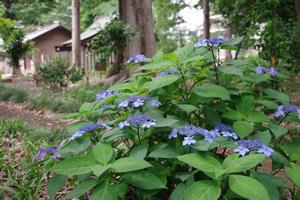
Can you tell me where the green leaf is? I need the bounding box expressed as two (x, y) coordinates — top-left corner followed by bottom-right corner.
(111, 157), (152, 173)
(148, 75), (180, 92)
(163, 53), (179, 63)
(271, 151), (291, 167)
(51, 157), (98, 176)
(148, 145), (179, 158)
(185, 180), (221, 200)
(67, 179), (98, 199)
(285, 163), (300, 188)
(280, 137), (300, 161)
(59, 137), (91, 154)
(203, 106), (221, 126)
(193, 84), (230, 100)
(233, 121), (254, 138)
(90, 182), (118, 200)
(130, 141), (148, 159)
(93, 165), (110, 177)
(246, 112), (270, 122)
(92, 142), (114, 165)
(256, 100), (278, 109)
(263, 89), (289, 104)
(123, 170), (166, 190)
(220, 66), (243, 77)
(155, 118), (179, 127)
(170, 182), (188, 200)
(229, 175), (270, 200)
(250, 171), (285, 200)
(47, 174), (68, 199)
(79, 103), (94, 113)
(250, 130), (271, 145)
(177, 104), (198, 114)
(236, 94), (254, 115)
(269, 123), (288, 138)
(222, 110), (242, 120)
(177, 153), (225, 178)
(223, 154), (265, 174)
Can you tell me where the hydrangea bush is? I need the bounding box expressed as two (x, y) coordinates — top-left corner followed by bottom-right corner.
(39, 37), (300, 199)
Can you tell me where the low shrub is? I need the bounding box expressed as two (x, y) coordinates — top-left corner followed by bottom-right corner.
(32, 37), (300, 199)
(0, 84), (28, 103)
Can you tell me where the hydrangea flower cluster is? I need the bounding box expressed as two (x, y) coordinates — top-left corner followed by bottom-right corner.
(119, 114), (156, 129)
(157, 70), (179, 78)
(169, 123), (238, 146)
(96, 89), (118, 100)
(274, 104), (300, 119)
(118, 96), (161, 109)
(69, 122), (110, 141)
(255, 66), (277, 76)
(195, 37), (225, 48)
(234, 139), (273, 157)
(126, 54), (146, 64)
(34, 146), (61, 161)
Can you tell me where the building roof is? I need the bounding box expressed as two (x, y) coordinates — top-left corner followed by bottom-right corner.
(24, 21), (71, 42)
(62, 15), (110, 46)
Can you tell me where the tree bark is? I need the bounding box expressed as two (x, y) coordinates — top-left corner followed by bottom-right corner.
(225, 23), (233, 60)
(119, 0), (156, 58)
(203, 0), (210, 39)
(72, 0), (81, 68)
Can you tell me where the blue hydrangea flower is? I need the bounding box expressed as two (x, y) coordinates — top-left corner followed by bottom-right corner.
(34, 146), (61, 161)
(183, 136), (197, 146)
(69, 122), (110, 141)
(119, 114), (156, 129)
(157, 70), (179, 78)
(255, 66), (265, 74)
(213, 123), (238, 140)
(126, 54), (146, 64)
(274, 104), (300, 119)
(195, 37), (225, 48)
(96, 89), (118, 100)
(234, 139), (273, 157)
(268, 67), (277, 76)
(118, 96), (161, 109)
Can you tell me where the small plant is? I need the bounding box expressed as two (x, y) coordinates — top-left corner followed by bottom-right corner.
(36, 57), (83, 91)
(0, 84), (28, 103)
(37, 37), (300, 199)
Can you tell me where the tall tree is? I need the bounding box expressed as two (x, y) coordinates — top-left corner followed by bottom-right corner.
(72, 0), (81, 67)
(202, 0), (210, 39)
(119, 0), (156, 59)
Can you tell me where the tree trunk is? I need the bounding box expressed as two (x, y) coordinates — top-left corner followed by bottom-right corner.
(203, 0), (210, 39)
(72, 0), (81, 68)
(119, 0), (156, 58)
(225, 23), (233, 60)
(12, 64), (21, 76)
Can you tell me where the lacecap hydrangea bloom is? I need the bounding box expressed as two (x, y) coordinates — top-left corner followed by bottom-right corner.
(195, 36), (225, 48)
(169, 123), (238, 146)
(255, 66), (277, 76)
(33, 146), (61, 161)
(96, 89), (118, 100)
(118, 96), (161, 109)
(126, 54), (146, 64)
(157, 70), (179, 78)
(119, 114), (156, 129)
(234, 139), (273, 157)
(69, 122), (110, 141)
(274, 104), (300, 119)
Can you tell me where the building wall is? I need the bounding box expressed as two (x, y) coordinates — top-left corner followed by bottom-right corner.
(22, 28), (71, 75)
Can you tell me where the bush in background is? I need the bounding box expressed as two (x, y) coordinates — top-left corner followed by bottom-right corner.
(0, 84), (28, 103)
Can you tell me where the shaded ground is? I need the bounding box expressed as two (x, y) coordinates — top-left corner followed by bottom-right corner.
(0, 101), (72, 129)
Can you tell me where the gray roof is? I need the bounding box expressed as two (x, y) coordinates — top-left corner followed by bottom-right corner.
(62, 15), (110, 46)
(24, 22), (70, 42)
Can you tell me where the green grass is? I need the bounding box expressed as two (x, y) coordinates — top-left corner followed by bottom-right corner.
(0, 84), (28, 103)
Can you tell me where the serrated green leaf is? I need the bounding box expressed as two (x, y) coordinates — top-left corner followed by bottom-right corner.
(130, 141), (148, 159)
(185, 180), (221, 200)
(263, 89), (289, 104)
(222, 110), (242, 120)
(220, 66), (243, 77)
(67, 179), (98, 199)
(193, 84), (230, 100)
(47, 174), (68, 199)
(285, 163), (300, 188)
(269, 123), (288, 138)
(233, 121), (254, 138)
(148, 75), (180, 92)
(111, 157), (152, 173)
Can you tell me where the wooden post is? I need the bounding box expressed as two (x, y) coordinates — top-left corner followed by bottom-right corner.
(72, 0), (81, 68)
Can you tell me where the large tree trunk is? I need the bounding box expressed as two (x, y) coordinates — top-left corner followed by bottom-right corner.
(119, 0), (156, 58)
(203, 0), (210, 39)
(72, 0), (81, 68)
(225, 23), (233, 60)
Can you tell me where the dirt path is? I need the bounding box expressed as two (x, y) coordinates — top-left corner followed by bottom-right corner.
(0, 101), (73, 129)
